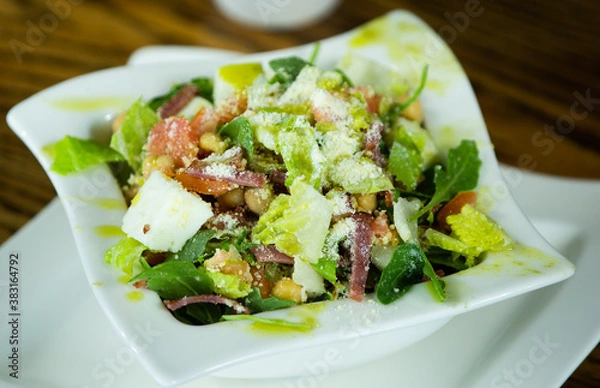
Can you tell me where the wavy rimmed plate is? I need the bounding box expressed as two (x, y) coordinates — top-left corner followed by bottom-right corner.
(6, 10), (574, 387)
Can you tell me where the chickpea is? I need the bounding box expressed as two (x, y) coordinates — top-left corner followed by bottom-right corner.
(250, 265), (271, 299)
(111, 111), (127, 133)
(217, 188), (245, 210)
(245, 185), (274, 215)
(142, 154), (175, 179)
(395, 95), (424, 123)
(199, 132), (226, 154)
(271, 277), (305, 304)
(355, 193), (377, 213)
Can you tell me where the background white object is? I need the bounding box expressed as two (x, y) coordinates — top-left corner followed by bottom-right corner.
(212, 0), (342, 31)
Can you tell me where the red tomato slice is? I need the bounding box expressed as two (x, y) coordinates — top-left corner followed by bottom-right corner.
(436, 191), (478, 230)
(147, 117), (199, 167)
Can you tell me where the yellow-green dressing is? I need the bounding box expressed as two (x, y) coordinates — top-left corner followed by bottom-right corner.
(219, 63), (263, 89)
(50, 97), (133, 111)
(94, 225), (125, 238)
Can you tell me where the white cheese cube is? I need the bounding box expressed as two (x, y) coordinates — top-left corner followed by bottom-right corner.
(177, 96), (213, 120)
(122, 171), (213, 252)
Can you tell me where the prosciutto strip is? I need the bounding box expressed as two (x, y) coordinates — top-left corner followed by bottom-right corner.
(269, 170), (289, 194)
(348, 213), (374, 302)
(163, 294), (250, 315)
(250, 245), (295, 265)
(185, 160), (266, 188)
(157, 84), (197, 119)
(364, 120), (386, 167)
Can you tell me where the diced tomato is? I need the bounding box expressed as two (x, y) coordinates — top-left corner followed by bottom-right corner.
(147, 117), (199, 167)
(175, 170), (233, 196)
(190, 106), (219, 137)
(352, 85), (382, 114)
(436, 191), (478, 230)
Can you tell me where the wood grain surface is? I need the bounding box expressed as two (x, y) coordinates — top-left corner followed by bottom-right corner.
(1, 0), (598, 386)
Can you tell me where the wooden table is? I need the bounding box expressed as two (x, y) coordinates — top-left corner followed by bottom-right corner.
(1, 0), (598, 386)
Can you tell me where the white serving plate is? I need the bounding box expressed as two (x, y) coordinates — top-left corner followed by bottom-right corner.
(5, 10), (575, 387)
(0, 166), (597, 388)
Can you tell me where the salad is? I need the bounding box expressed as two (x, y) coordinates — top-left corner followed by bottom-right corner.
(50, 48), (512, 327)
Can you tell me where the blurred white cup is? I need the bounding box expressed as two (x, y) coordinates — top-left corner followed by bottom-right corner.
(212, 0), (342, 31)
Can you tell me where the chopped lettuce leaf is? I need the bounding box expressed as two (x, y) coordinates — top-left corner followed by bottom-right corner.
(50, 136), (125, 175)
(206, 272), (251, 299)
(393, 197), (422, 244)
(328, 156), (393, 194)
(104, 237), (146, 277)
(109, 99), (159, 171)
(252, 180), (332, 264)
(277, 116), (326, 189)
(390, 118), (439, 167)
(221, 314), (314, 331)
(423, 228), (479, 265)
(447, 204), (513, 253)
(388, 141), (423, 190)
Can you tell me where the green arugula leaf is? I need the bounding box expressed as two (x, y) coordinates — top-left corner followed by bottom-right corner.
(333, 68), (354, 87)
(268, 56), (309, 86)
(130, 261), (213, 300)
(219, 116), (254, 161)
(221, 314), (314, 331)
(388, 141), (423, 190)
(308, 41), (321, 65)
(109, 99), (159, 171)
(167, 230), (215, 263)
(244, 288), (295, 313)
(148, 77), (214, 110)
(50, 136), (125, 175)
(383, 65), (429, 124)
(311, 257), (337, 283)
(376, 243), (425, 305)
(411, 140), (481, 221)
(421, 252), (446, 302)
(185, 304), (222, 325)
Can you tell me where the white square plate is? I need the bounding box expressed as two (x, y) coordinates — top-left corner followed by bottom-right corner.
(6, 10), (574, 387)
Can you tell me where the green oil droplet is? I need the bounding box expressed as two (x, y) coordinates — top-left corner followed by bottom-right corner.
(94, 225), (125, 238)
(126, 291), (143, 302)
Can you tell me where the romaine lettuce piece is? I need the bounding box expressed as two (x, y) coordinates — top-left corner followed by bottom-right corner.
(110, 99), (159, 171)
(104, 237), (147, 277)
(277, 116), (326, 189)
(393, 197), (422, 244)
(446, 204), (512, 253)
(50, 135), (125, 175)
(327, 156), (393, 194)
(206, 272), (251, 299)
(252, 180), (332, 264)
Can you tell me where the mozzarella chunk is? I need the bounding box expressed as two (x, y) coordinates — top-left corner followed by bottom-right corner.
(122, 171), (213, 251)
